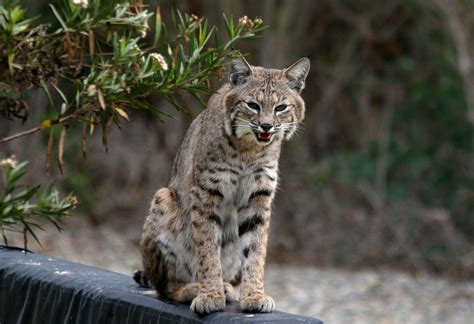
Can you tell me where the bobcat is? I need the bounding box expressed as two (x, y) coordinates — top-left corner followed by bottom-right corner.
(135, 56), (310, 314)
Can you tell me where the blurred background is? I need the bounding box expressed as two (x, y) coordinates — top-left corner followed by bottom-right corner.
(1, 0), (473, 322)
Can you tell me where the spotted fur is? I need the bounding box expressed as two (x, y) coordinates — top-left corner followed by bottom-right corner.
(137, 57), (310, 314)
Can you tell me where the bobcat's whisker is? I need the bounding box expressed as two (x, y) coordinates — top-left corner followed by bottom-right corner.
(232, 125), (252, 130)
(234, 117), (251, 123)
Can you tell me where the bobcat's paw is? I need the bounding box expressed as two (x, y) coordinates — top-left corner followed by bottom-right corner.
(240, 292), (275, 313)
(190, 291), (225, 314)
(224, 282), (237, 303)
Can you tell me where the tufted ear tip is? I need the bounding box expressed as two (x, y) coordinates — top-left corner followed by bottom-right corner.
(284, 57), (311, 93)
(229, 56), (253, 86)
(297, 57), (311, 66)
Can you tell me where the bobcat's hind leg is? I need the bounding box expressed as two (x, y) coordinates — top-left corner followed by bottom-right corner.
(148, 187), (179, 219)
(166, 282), (236, 304)
(168, 282), (236, 304)
(224, 282), (237, 302)
(140, 187), (183, 297)
(167, 283), (200, 303)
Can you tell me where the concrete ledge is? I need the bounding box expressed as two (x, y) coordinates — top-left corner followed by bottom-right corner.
(0, 246), (322, 323)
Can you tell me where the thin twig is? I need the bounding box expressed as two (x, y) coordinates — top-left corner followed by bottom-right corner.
(0, 127), (43, 144)
(0, 108), (87, 145)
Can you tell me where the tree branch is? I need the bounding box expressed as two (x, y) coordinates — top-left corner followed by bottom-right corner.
(0, 109), (86, 145)
(0, 126), (44, 145)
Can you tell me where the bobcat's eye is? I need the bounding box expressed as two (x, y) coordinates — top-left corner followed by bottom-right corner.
(247, 102), (261, 112)
(275, 104), (288, 112)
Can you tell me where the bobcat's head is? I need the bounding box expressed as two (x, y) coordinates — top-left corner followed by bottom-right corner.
(224, 57), (310, 146)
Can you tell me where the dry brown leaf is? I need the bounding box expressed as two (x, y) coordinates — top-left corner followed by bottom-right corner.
(82, 123), (87, 160)
(97, 89), (106, 110)
(102, 115), (113, 151)
(115, 107), (130, 121)
(45, 128), (54, 174)
(88, 29), (95, 58)
(58, 126), (67, 175)
(89, 122), (95, 135)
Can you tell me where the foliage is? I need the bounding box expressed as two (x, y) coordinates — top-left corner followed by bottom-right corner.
(0, 157), (77, 249)
(0, 0), (264, 154)
(0, 0), (264, 247)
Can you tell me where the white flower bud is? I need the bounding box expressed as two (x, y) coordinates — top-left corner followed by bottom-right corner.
(72, 0), (88, 9)
(150, 53), (168, 71)
(0, 155), (18, 169)
(87, 84), (97, 97)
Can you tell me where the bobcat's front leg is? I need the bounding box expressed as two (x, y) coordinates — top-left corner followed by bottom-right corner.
(189, 184), (225, 314)
(239, 187), (275, 313)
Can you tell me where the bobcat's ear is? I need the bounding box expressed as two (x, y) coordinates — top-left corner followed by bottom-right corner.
(229, 57), (253, 86)
(284, 57), (310, 93)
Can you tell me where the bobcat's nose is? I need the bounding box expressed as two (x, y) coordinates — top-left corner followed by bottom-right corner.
(260, 123), (273, 132)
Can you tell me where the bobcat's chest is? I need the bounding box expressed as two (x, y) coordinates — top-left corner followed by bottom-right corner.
(214, 173), (246, 220)
(214, 164), (276, 218)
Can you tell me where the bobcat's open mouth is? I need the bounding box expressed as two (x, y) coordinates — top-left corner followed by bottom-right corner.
(255, 132), (272, 142)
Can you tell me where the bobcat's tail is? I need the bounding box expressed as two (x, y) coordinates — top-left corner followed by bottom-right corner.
(133, 270), (151, 288)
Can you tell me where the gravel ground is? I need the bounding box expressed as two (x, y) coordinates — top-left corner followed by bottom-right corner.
(265, 266), (473, 324)
(7, 217), (474, 323)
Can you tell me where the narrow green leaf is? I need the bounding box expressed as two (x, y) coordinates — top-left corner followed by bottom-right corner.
(24, 219), (44, 231)
(201, 25), (215, 48)
(229, 14), (234, 37)
(7, 161), (28, 188)
(48, 4), (68, 31)
(40, 80), (56, 113)
(187, 89), (206, 107)
(12, 23), (29, 35)
(222, 14), (232, 38)
(7, 52), (15, 74)
(5, 185), (39, 203)
(153, 7), (162, 46)
(176, 10), (185, 27)
(23, 222), (43, 249)
(52, 84), (69, 106)
(189, 35), (196, 57)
